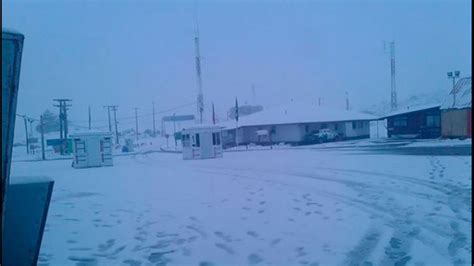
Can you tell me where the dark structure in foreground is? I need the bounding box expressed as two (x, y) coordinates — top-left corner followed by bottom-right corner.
(380, 104), (441, 139)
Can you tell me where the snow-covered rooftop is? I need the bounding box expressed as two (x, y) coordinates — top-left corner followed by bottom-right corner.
(182, 124), (223, 131)
(218, 102), (377, 129)
(379, 103), (441, 119)
(441, 77), (472, 110)
(70, 130), (112, 137)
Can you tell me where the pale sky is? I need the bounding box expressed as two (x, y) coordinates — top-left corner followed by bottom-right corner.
(3, 0), (471, 135)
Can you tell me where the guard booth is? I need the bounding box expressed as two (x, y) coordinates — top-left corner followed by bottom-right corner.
(71, 132), (113, 168)
(3, 29), (55, 266)
(181, 125), (223, 159)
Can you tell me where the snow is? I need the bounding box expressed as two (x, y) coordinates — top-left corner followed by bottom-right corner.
(69, 130), (113, 137)
(10, 144), (471, 265)
(404, 138), (471, 148)
(441, 77), (472, 110)
(219, 102), (377, 130)
(379, 103), (441, 119)
(182, 124), (223, 132)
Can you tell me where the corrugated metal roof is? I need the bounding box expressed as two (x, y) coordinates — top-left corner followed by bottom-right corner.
(378, 103), (441, 119)
(441, 77), (472, 110)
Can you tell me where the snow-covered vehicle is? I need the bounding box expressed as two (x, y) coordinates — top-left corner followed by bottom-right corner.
(315, 128), (338, 142)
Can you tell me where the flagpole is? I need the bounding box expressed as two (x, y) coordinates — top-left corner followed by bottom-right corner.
(235, 97), (239, 147)
(212, 102), (215, 125)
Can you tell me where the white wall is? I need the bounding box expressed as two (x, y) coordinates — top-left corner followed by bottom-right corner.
(370, 120), (388, 139)
(344, 121), (370, 138)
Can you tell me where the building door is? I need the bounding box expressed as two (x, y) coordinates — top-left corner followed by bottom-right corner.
(200, 132), (213, 158)
(86, 138), (101, 167)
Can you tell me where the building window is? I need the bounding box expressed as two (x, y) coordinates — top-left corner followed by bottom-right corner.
(393, 116), (408, 127)
(426, 115), (440, 127)
(195, 133), (200, 147)
(182, 134), (190, 147)
(212, 132), (221, 145)
(352, 122), (356, 129)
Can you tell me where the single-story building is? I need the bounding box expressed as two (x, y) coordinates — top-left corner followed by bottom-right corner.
(218, 102), (376, 147)
(440, 77), (471, 139)
(379, 104), (441, 139)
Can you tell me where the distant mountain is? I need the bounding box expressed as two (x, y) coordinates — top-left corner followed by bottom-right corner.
(360, 89), (448, 116)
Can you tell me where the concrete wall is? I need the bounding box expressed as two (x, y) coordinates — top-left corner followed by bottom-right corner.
(344, 121), (370, 138)
(441, 109), (470, 138)
(224, 120), (371, 146)
(370, 120), (388, 139)
(240, 124), (304, 144)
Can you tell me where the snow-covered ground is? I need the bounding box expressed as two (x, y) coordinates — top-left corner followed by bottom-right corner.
(10, 144), (471, 265)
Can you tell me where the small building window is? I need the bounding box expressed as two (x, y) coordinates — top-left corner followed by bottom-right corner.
(426, 115), (440, 127)
(352, 122), (356, 129)
(195, 133), (200, 147)
(212, 132), (221, 145)
(393, 116), (408, 127)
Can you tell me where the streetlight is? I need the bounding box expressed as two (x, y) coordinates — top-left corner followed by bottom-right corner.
(447, 70), (460, 106)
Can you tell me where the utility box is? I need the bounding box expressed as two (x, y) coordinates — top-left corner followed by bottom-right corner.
(181, 125), (223, 160)
(71, 131), (113, 168)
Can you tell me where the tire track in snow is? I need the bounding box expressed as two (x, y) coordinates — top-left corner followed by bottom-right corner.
(197, 167), (458, 262)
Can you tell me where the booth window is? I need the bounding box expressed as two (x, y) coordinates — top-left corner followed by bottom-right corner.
(212, 132), (221, 145)
(195, 134), (200, 147)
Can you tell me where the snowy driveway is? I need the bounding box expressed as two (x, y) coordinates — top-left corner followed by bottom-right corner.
(11, 148), (472, 265)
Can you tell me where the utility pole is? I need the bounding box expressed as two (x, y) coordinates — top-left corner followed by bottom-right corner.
(152, 101), (156, 136)
(134, 107), (139, 142)
(16, 115), (30, 154)
(111, 105), (119, 145)
(53, 99), (72, 155)
(27, 118), (34, 137)
(40, 115), (46, 160)
(88, 106), (91, 130)
(447, 71), (461, 107)
(103, 105), (112, 132)
(27, 118), (35, 154)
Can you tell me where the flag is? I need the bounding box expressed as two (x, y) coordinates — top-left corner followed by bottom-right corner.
(212, 102), (216, 125)
(235, 97), (239, 122)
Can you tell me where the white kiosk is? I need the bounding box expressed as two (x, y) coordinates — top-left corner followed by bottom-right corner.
(71, 131), (113, 168)
(182, 125), (223, 160)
